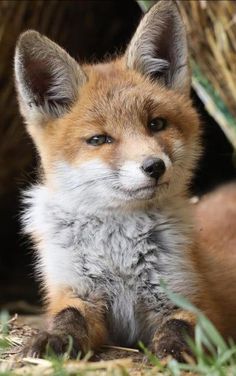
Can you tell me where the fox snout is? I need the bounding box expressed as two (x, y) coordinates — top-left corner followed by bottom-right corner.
(141, 157), (166, 181)
(117, 153), (171, 202)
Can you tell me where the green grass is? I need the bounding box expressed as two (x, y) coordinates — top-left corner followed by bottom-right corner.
(137, 0), (156, 12)
(0, 311), (11, 355)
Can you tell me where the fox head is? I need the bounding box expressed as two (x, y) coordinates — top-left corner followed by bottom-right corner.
(14, 0), (201, 211)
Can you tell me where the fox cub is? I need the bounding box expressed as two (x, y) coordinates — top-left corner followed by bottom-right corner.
(15, 0), (212, 361)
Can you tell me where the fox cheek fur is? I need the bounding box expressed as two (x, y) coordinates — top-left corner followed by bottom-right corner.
(15, 0), (204, 360)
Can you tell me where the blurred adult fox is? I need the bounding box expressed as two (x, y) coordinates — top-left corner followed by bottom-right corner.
(14, 0), (236, 361)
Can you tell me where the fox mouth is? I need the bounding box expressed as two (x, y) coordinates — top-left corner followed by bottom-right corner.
(115, 182), (169, 198)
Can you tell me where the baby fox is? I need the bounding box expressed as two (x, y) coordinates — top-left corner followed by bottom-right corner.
(15, 0), (208, 361)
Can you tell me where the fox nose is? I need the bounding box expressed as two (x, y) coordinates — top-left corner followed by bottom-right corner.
(141, 157), (166, 180)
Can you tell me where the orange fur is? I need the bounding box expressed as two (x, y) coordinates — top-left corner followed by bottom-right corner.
(193, 183), (236, 338)
(171, 310), (196, 327)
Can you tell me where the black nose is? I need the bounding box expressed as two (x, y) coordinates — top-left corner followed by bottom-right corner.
(141, 157), (166, 180)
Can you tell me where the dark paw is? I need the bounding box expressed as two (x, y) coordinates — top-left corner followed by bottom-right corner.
(22, 331), (80, 358)
(151, 319), (194, 362)
(152, 335), (192, 362)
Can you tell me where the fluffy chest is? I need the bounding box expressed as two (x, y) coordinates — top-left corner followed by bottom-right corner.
(70, 214), (163, 279)
(24, 187), (192, 298)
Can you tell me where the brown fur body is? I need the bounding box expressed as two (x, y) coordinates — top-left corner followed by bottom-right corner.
(194, 183), (236, 338)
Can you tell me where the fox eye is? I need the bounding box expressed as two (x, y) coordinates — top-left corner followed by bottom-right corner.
(148, 117), (167, 132)
(86, 135), (113, 146)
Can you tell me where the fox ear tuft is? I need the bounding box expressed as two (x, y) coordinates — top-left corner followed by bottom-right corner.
(125, 0), (190, 95)
(14, 30), (87, 124)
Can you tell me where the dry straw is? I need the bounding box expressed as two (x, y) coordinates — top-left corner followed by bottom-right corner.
(179, 0), (236, 148)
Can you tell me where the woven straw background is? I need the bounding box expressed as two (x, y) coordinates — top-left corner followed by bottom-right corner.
(179, 0), (236, 146)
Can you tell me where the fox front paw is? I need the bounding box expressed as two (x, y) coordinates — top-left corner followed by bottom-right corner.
(150, 319), (194, 362)
(22, 331), (81, 358)
(22, 307), (90, 358)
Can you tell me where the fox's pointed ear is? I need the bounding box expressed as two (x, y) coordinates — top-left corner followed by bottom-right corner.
(14, 30), (87, 124)
(125, 0), (190, 95)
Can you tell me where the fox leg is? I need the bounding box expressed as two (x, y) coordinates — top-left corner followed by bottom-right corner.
(149, 310), (196, 362)
(24, 288), (108, 358)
